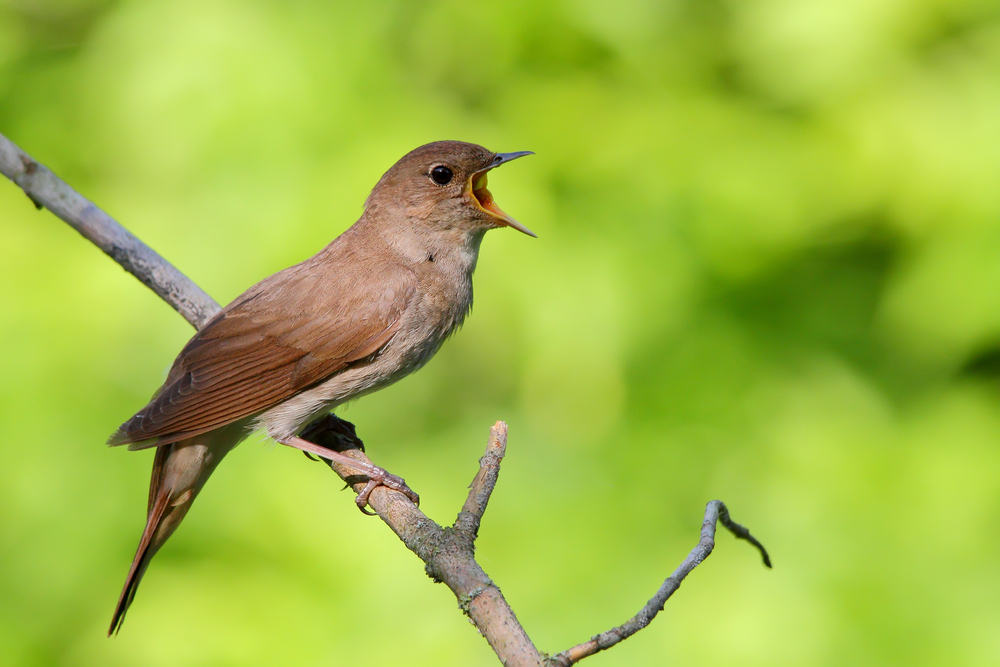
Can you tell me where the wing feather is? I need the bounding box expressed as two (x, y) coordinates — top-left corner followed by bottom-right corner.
(109, 253), (416, 447)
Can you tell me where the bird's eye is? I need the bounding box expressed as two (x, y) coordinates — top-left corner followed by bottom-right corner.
(430, 165), (453, 185)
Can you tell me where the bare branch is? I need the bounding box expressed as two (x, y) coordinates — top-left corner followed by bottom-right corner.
(550, 500), (771, 665)
(718, 503), (773, 568)
(3, 135), (771, 665)
(455, 421), (507, 538)
(0, 131), (219, 329)
(305, 416), (544, 667)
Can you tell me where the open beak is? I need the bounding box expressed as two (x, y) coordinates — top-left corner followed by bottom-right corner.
(468, 151), (536, 237)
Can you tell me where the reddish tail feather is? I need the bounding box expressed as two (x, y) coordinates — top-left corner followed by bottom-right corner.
(109, 433), (236, 635)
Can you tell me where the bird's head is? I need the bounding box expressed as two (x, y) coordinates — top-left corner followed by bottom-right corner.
(366, 140), (535, 238)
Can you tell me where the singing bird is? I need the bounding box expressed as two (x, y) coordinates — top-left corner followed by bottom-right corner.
(107, 141), (533, 634)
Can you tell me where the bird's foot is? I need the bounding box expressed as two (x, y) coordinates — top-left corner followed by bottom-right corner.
(277, 434), (419, 514)
(353, 468), (420, 515)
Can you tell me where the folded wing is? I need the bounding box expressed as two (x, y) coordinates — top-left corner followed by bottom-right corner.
(109, 258), (416, 448)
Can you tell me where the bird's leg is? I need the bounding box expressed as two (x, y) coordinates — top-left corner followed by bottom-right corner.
(275, 434), (419, 514)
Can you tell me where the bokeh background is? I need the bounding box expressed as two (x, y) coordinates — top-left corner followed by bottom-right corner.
(3, 0), (1000, 665)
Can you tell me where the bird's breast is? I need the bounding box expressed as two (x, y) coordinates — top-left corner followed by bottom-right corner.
(397, 262), (474, 365)
(258, 257), (475, 441)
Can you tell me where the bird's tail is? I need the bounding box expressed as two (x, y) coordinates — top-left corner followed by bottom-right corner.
(109, 430), (238, 635)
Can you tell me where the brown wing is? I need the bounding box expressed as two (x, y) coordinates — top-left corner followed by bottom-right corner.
(109, 255), (416, 448)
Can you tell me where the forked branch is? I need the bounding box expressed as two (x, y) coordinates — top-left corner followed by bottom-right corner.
(551, 500), (770, 665)
(1, 130), (770, 666)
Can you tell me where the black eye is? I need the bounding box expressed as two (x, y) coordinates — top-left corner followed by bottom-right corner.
(430, 165), (453, 185)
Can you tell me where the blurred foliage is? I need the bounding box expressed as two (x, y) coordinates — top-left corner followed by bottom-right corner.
(2, 0), (1000, 665)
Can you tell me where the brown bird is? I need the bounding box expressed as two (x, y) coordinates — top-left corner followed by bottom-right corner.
(106, 141), (533, 635)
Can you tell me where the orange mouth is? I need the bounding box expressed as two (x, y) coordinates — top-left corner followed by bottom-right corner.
(468, 171), (536, 237)
(472, 172), (497, 212)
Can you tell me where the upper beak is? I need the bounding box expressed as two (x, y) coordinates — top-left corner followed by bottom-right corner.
(468, 151), (536, 238)
(492, 151), (534, 166)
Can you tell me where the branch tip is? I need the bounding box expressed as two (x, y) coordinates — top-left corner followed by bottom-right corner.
(455, 421), (509, 538)
(712, 500), (772, 568)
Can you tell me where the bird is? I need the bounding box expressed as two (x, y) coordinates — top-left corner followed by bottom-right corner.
(106, 140), (534, 635)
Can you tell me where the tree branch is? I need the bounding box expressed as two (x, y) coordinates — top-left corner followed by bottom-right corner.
(2, 130), (771, 665)
(0, 132), (219, 329)
(305, 416), (544, 665)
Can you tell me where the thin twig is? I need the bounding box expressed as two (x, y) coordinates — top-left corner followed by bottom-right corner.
(0, 132), (219, 329)
(455, 421), (507, 538)
(549, 500), (770, 665)
(718, 503), (772, 568)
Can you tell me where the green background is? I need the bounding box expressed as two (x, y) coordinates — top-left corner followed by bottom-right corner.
(3, 1), (1000, 665)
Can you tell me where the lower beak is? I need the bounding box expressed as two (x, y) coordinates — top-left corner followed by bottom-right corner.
(468, 151), (536, 238)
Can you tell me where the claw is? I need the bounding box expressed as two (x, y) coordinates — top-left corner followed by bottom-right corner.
(351, 469), (420, 514)
(354, 479), (380, 515)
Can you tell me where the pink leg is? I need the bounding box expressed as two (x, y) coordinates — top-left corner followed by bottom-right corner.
(277, 435), (419, 514)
